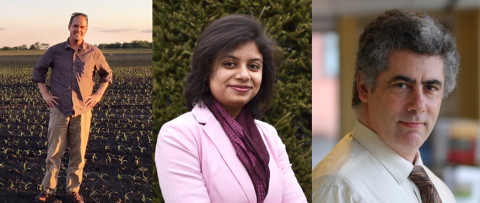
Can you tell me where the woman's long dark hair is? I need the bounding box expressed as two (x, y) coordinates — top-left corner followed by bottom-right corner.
(184, 15), (279, 119)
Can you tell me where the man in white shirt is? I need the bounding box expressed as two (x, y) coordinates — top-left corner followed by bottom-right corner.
(312, 9), (459, 203)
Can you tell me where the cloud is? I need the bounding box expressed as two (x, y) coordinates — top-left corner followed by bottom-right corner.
(141, 29), (152, 33)
(0, 28), (6, 31)
(98, 28), (133, 33)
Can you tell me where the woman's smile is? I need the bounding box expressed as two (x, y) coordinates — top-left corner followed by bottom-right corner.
(229, 85), (252, 92)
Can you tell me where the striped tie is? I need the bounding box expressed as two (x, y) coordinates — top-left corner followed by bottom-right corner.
(409, 165), (442, 203)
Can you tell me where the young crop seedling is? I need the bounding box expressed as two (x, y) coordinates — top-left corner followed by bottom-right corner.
(104, 191), (117, 199)
(135, 157), (140, 166)
(131, 173), (140, 182)
(139, 167), (148, 178)
(1, 148), (11, 155)
(118, 156), (127, 165)
(117, 174), (124, 180)
(124, 191), (133, 201)
(22, 161), (30, 172)
(106, 155), (112, 164)
(126, 146), (134, 153)
(95, 172), (108, 180)
(143, 176), (148, 184)
(23, 182), (31, 190)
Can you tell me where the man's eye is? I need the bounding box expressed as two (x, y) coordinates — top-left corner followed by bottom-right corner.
(426, 86), (438, 91)
(395, 83), (406, 88)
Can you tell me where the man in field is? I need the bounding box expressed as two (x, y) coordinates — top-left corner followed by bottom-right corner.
(32, 12), (112, 203)
(312, 9), (458, 203)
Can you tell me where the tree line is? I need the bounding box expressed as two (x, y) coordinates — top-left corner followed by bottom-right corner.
(1, 40), (152, 50)
(97, 40), (152, 49)
(1, 42), (49, 50)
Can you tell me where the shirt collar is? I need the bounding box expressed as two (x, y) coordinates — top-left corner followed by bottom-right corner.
(352, 120), (420, 185)
(65, 38), (86, 51)
(63, 39), (69, 50)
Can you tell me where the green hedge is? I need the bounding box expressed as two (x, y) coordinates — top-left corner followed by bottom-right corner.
(152, 0), (312, 202)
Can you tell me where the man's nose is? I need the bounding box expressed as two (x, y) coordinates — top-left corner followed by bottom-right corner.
(407, 87), (426, 114)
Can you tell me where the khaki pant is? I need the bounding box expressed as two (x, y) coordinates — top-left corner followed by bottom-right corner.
(42, 107), (92, 194)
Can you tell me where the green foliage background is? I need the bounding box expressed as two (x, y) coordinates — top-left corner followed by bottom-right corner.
(152, 0), (312, 202)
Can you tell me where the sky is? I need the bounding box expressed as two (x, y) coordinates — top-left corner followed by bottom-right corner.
(0, 0), (152, 47)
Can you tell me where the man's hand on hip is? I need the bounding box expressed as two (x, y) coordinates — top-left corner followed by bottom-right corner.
(85, 93), (102, 108)
(42, 93), (59, 108)
(85, 82), (110, 108)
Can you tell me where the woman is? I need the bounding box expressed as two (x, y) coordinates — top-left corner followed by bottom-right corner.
(155, 15), (307, 203)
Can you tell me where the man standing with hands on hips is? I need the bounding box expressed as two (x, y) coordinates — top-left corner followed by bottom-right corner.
(33, 12), (112, 203)
(313, 9), (459, 203)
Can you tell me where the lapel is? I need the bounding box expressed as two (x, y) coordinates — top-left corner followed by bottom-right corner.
(192, 104), (256, 203)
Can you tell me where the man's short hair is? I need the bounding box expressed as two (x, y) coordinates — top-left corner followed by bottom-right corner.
(351, 9), (459, 110)
(69, 12), (88, 27)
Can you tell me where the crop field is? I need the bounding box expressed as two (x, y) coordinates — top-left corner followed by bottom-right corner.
(0, 49), (153, 202)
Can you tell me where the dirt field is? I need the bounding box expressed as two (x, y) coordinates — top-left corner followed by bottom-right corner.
(0, 49), (153, 203)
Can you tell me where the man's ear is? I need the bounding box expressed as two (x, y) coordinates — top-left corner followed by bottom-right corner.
(357, 72), (369, 102)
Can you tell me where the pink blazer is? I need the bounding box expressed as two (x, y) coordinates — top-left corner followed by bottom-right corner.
(155, 105), (307, 203)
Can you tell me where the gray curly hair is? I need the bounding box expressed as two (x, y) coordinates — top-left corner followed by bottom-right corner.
(352, 9), (459, 110)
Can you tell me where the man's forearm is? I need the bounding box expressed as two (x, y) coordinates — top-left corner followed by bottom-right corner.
(94, 82), (109, 97)
(37, 83), (59, 107)
(37, 83), (50, 95)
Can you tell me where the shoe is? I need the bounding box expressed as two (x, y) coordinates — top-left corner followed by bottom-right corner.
(35, 191), (55, 202)
(67, 192), (84, 203)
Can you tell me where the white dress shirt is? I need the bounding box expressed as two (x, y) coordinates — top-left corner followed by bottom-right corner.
(312, 120), (456, 203)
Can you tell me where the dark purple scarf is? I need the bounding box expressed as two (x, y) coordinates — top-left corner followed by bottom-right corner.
(206, 99), (270, 203)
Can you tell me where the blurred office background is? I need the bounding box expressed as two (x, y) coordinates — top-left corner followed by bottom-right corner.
(313, 0), (480, 202)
